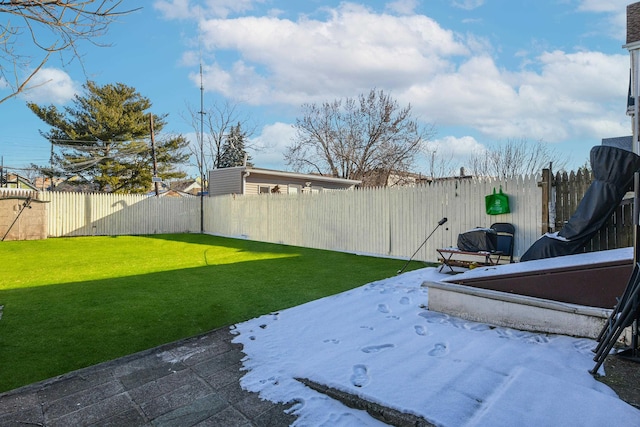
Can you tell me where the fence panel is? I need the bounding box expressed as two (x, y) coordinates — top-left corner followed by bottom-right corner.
(41, 192), (200, 237)
(19, 170), (631, 261)
(15, 176), (545, 263)
(550, 169), (633, 253)
(206, 176), (541, 262)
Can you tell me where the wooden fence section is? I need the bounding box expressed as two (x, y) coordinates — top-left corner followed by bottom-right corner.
(206, 176), (542, 262)
(551, 170), (635, 252)
(41, 192), (200, 236)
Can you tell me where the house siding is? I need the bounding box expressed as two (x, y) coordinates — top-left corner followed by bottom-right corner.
(209, 167), (359, 196)
(244, 172), (356, 195)
(209, 167), (243, 196)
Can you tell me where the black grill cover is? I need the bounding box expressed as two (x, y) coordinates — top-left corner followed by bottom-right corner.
(457, 228), (497, 252)
(521, 145), (640, 261)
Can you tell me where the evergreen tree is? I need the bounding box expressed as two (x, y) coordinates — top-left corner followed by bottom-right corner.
(218, 123), (253, 168)
(28, 81), (189, 193)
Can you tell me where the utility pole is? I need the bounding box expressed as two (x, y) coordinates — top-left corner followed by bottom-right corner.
(199, 63), (205, 233)
(149, 113), (159, 196)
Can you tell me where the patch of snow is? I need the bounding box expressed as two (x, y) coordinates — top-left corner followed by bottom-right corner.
(232, 262), (640, 426)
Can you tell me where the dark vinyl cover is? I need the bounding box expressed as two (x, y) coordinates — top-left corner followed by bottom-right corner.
(521, 145), (640, 261)
(457, 228), (498, 252)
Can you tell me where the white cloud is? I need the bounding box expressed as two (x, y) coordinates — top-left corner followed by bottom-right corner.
(19, 68), (78, 105)
(430, 135), (485, 158)
(197, 4), (468, 105)
(577, 0), (628, 14)
(451, 0), (485, 11)
(385, 0), (419, 15)
(154, 0), (264, 20)
(577, 0), (628, 40)
(415, 135), (485, 176)
(153, 0), (194, 20)
(173, 2), (630, 171)
(404, 50), (628, 144)
(249, 122), (295, 169)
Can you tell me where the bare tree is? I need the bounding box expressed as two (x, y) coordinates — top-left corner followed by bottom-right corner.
(468, 138), (568, 178)
(0, 1), (135, 104)
(424, 142), (457, 179)
(286, 89), (434, 187)
(184, 100), (256, 186)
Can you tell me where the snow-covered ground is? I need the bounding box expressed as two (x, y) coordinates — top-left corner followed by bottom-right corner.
(232, 261), (640, 427)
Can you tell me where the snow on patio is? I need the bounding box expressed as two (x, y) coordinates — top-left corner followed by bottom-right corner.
(231, 263), (640, 426)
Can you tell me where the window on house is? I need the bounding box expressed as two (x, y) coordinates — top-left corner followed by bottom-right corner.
(259, 186), (270, 194)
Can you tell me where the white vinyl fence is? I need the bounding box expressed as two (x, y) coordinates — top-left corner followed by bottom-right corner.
(205, 176), (542, 262)
(41, 192), (200, 236)
(34, 175), (542, 262)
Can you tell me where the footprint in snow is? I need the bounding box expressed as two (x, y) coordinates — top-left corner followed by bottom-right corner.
(377, 304), (390, 314)
(414, 325), (428, 336)
(323, 339), (340, 344)
(419, 311), (491, 332)
(400, 296), (411, 305)
(419, 311), (450, 324)
(573, 339), (596, 354)
(259, 376), (279, 386)
(361, 344), (395, 353)
(496, 328), (551, 344)
(351, 364), (370, 387)
(428, 342), (449, 357)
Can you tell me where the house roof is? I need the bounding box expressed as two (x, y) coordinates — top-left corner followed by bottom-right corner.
(3, 173), (38, 191)
(170, 180), (202, 192)
(146, 189), (197, 198)
(237, 166), (362, 186)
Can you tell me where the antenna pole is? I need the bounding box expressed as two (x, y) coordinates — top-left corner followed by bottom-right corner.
(199, 63), (205, 233)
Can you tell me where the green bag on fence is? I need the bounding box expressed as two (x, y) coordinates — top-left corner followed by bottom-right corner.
(485, 186), (510, 215)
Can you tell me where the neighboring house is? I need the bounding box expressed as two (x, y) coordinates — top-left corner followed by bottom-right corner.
(363, 167), (472, 187)
(146, 189), (196, 198)
(2, 173), (38, 191)
(32, 175), (94, 192)
(208, 166), (361, 196)
(363, 169), (431, 187)
(170, 179), (202, 196)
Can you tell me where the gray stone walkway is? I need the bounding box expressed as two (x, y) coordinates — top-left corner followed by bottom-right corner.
(0, 327), (297, 426)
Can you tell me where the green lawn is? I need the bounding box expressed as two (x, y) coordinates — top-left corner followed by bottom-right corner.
(0, 234), (423, 393)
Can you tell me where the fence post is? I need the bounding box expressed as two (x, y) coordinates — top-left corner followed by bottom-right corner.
(540, 168), (551, 234)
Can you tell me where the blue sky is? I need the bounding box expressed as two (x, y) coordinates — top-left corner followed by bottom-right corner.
(0, 0), (633, 178)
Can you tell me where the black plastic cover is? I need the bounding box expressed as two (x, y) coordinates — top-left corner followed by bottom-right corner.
(521, 145), (640, 261)
(457, 228), (498, 252)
